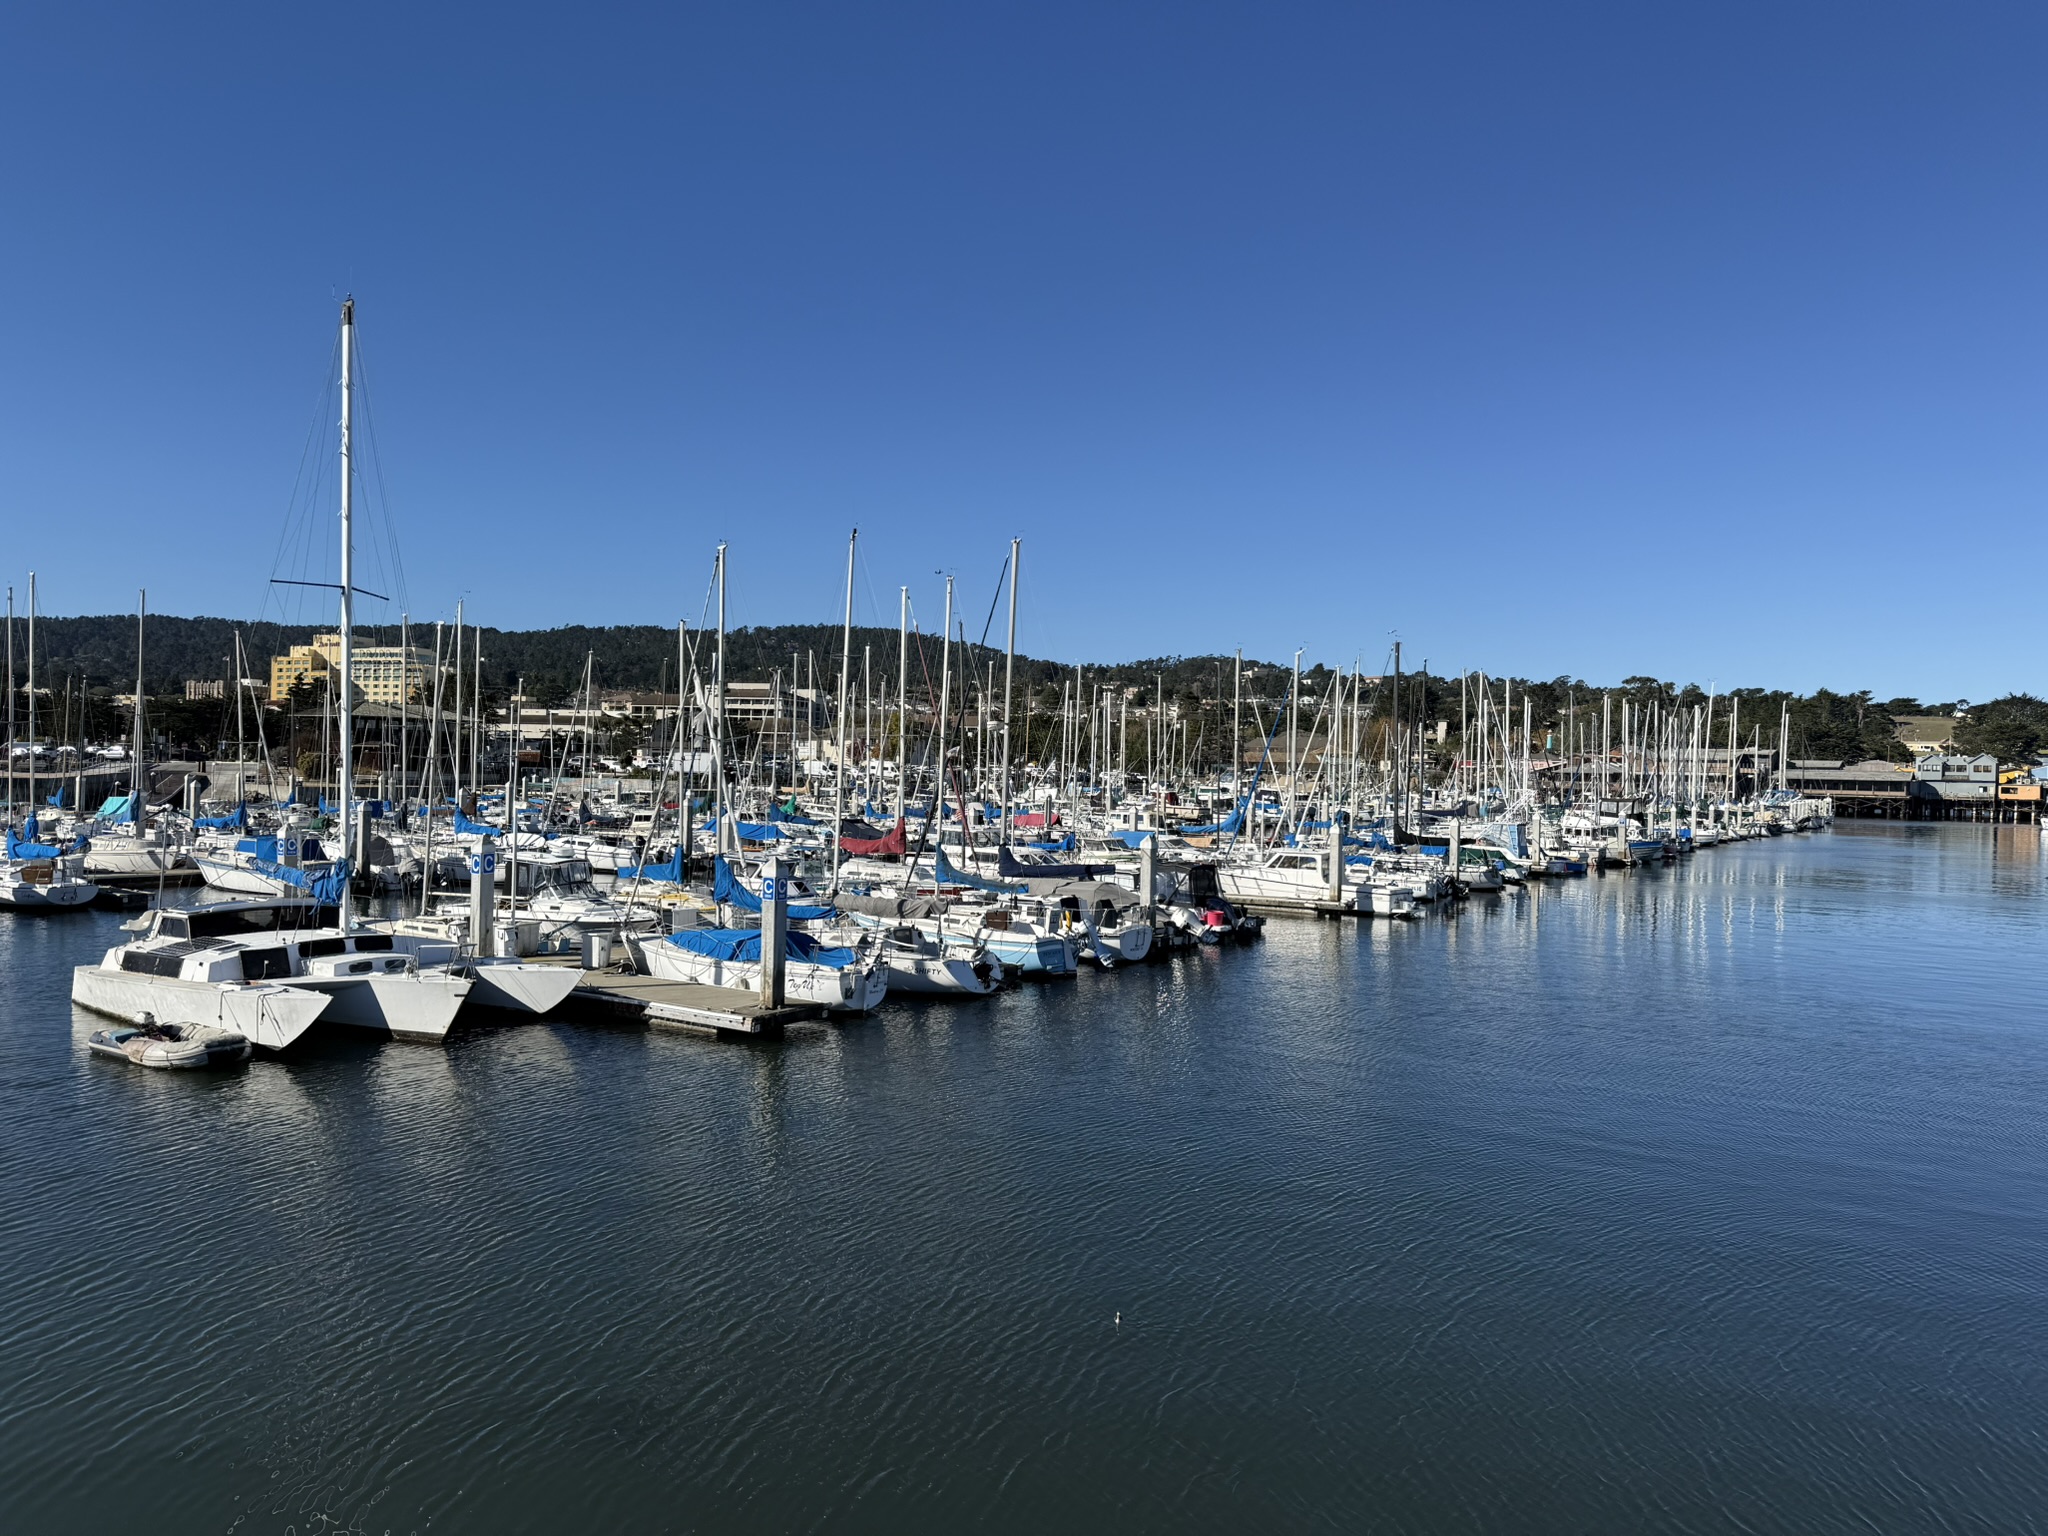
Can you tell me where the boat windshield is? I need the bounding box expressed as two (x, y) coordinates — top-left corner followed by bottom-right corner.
(183, 904), (338, 939)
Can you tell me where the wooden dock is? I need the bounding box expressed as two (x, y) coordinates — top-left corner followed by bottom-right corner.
(546, 958), (823, 1037)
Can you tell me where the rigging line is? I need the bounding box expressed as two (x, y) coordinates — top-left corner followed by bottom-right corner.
(262, 328), (344, 626)
(976, 552), (1009, 651)
(349, 328), (412, 613)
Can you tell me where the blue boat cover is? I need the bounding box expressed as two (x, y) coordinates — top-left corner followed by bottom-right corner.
(235, 836), (280, 860)
(453, 809), (502, 837)
(660, 927), (855, 968)
(46, 787), (70, 808)
(1105, 828), (1157, 848)
(735, 820), (787, 841)
(96, 795), (137, 824)
(1177, 807), (1245, 836)
(714, 857), (835, 919)
(194, 804), (247, 830)
(997, 845), (1114, 881)
(7, 826), (87, 860)
(619, 848), (685, 884)
(248, 855), (352, 905)
(933, 845), (1026, 893)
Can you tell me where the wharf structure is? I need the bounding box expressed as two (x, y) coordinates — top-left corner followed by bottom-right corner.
(1783, 753), (2042, 822)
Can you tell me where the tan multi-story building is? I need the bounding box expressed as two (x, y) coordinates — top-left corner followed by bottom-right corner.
(268, 633), (434, 706)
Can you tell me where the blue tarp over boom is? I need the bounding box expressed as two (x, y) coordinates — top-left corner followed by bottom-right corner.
(714, 857), (835, 919)
(660, 927), (855, 968)
(453, 809), (502, 837)
(248, 856), (352, 904)
(619, 848), (685, 883)
(933, 845), (1026, 893)
(7, 826), (88, 860)
(194, 804), (247, 830)
(96, 795), (137, 824)
(734, 820), (787, 842)
(997, 845), (1115, 882)
(1178, 806), (1245, 836)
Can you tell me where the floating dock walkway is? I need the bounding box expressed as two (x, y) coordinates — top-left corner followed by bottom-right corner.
(534, 956), (823, 1037)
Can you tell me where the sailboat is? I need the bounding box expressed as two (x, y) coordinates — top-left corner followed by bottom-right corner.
(78, 300), (471, 1041)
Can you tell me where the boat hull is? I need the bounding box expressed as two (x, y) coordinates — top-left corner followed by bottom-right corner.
(70, 966), (330, 1051)
(459, 959), (583, 1015)
(300, 973), (474, 1042)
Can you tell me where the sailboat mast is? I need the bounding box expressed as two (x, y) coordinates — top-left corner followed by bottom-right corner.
(937, 576), (953, 858)
(419, 620), (444, 918)
(133, 590), (147, 821)
(452, 597), (465, 804)
(4, 587), (12, 821)
(713, 543), (727, 853)
(26, 573), (36, 810)
(1001, 538), (1019, 844)
(895, 587), (908, 824)
(234, 629), (247, 795)
(337, 297), (357, 923)
(398, 613), (409, 806)
(832, 528), (856, 883)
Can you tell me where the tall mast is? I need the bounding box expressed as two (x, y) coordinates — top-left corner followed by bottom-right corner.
(398, 612), (410, 806)
(26, 573), (36, 811)
(1390, 641), (1401, 834)
(676, 618), (692, 866)
(233, 628), (247, 795)
(832, 528), (856, 883)
(1232, 647), (1242, 794)
(337, 296), (357, 924)
(1001, 537), (1019, 844)
(133, 590), (147, 822)
(419, 620), (444, 917)
(469, 621), (482, 801)
(713, 543), (727, 851)
(937, 576), (953, 859)
(895, 586), (908, 824)
(452, 597), (465, 804)
(3, 587), (12, 822)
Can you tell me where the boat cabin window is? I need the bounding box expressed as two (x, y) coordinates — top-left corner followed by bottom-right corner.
(298, 937), (348, 959)
(240, 948), (293, 981)
(185, 904), (340, 939)
(154, 913), (192, 941)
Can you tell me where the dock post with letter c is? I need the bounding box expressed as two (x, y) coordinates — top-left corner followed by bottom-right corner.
(470, 838), (498, 956)
(759, 856), (789, 1008)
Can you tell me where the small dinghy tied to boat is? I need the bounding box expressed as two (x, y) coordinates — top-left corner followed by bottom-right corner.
(88, 1015), (251, 1070)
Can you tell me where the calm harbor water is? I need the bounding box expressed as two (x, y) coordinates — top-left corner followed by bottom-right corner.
(4, 824), (2047, 1533)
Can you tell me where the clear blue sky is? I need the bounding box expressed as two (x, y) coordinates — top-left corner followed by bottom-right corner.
(4, 2), (2044, 701)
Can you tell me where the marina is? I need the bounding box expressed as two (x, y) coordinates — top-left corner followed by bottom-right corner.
(5, 822), (2047, 1531)
(12, 8), (2048, 1527)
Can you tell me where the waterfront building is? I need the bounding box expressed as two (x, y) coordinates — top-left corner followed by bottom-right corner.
(268, 632), (434, 706)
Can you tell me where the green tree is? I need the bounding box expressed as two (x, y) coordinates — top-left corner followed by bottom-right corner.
(1953, 695), (2048, 765)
